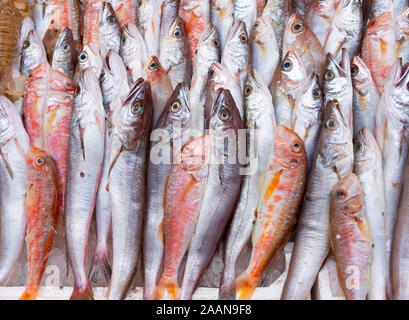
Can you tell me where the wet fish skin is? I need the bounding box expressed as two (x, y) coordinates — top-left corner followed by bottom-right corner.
(330, 172), (372, 300)
(107, 79), (153, 300)
(220, 70), (276, 299)
(66, 69), (105, 300)
(0, 96), (29, 284)
(160, 0), (180, 50)
(306, 0), (337, 47)
(14, 17), (35, 72)
(251, 17), (279, 88)
(144, 82), (192, 300)
(52, 27), (76, 80)
(236, 125), (308, 300)
(351, 55), (380, 140)
(354, 128), (386, 300)
(395, 7), (409, 65)
(271, 50), (307, 128)
(110, 0), (138, 27)
(393, 0), (408, 17)
(20, 30), (47, 77)
(210, 0), (234, 53)
(233, 0), (257, 36)
(138, 0), (161, 57)
(98, 1), (122, 59)
(292, 73), (324, 169)
(179, 88), (243, 300)
(120, 22), (148, 84)
(368, 0), (394, 22)
(20, 146), (59, 300)
(154, 134), (211, 300)
(282, 100), (354, 300)
(77, 44), (103, 79)
(159, 17), (192, 88)
(283, 13), (326, 76)
(293, 0), (315, 18)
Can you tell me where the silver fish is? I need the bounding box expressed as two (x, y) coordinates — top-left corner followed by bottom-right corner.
(138, 0), (161, 57)
(306, 0), (337, 48)
(160, 0), (180, 50)
(15, 17), (35, 72)
(77, 44), (103, 79)
(99, 1), (122, 59)
(233, 0), (257, 36)
(52, 27), (76, 80)
(20, 30), (47, 77)
(210, 0), (234, 53)
(395, 6), (409, 65)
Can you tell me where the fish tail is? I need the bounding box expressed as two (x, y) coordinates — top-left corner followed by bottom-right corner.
(154, 277), (179, 300)
(235, 271), (262, 300)
(70, 282), (94, 300)
(219, 278), (237, 300)
(89, 247), (112, 284)
(19, 288), (38, 300)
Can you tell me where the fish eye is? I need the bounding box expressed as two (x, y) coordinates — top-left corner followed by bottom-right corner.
(122, 37), (127, 45)
(53, 29), (59, 35)
(292, 141), (301, 153)
(354, 142), (362, 152)
(183, 144), (192, 154)
(324, 69), (335, 81)
(79, 51), (88, 62)
(218, 108), (231, 121)
(326, 118), (339, 130)
(62, 43), (70, 51)
(336, 190), (347, 200)
(149, 60), (159, 70)
(351, 64), (359, 76)
(107, 15), (116, 25)
(282, 59), (293, 72)
(35, 157), (46, 166)
(212, 39), (220, 48)
(369, 20), (375, 27)
(23, 39), (30, 49)
(208, 69), (216, 79)
(173, 29), (182, 38)
(254, 22), (259, 28)
(244, 85), (253, 97)
(170, 101), (181, 113)
(65, 82), (72, 89)
(138, 0), (142, 6)
(312, 88), (321, 97)
(132, 101), (143, 114)
(239, 33), (248, 43)
(291, 21), (304, 34)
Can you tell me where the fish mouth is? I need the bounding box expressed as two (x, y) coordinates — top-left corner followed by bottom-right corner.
(201, 23), (217, 43)
(226, 19), (246, 41)
(326, 53), (347, 77)
(55, 27), (73, 50)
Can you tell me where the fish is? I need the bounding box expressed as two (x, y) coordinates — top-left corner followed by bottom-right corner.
(77, 44), (103, 78)
(207, 62), (244, 121)
(235, 125), (308, 300)
(374, 59), (409, 299)
(159, 17), (192, 88)
(394, 0), (408, 17)
(107, 79), (152, 300)
(65, 69), (105, 300)
(322, 49), (353, 130)
(210, 0), (234, 53)
(282, 13), (326, 76)
(98, 1), (122, 59)
(20, 30), (48, 77)
(120, 22), (148, 84)
(52, 27), (76, 80)
(257, 0), (267, 16)
(354, 128), (386, 300)
(262, 0), (293, 56)
(220, 69), (276, 299)
(329, 172), (372, 300)
(83, 0), (104, 48)
(90, 50), (130, 285)
(395, 6), (409, 65)
(42, 27), (63, 61)
(323, 0), (363, 60)
(233, 0), (257, 36)
(367, 0), (394, 22)
(362, 11), (396, 94)
(271, 50), (307, 128)
(251, 17), (280, 88)
(14, 16), (35, 72)
(391, 154), (409, 299)
(306, 0), (337, 48)
(154, 134), (211, 300)
(179, 0), (210, 66)
(282, 100), (354, 300)
(20, 146), (59, 300)
(0, 96), (29, 284)
(144, 82), (192, 300)
(160, 0), (180, 50)
(189, 24), (220, 133)
(221, 20), (250, 91)
(138, 0), (161, 57)
(144, 56), (174, 127)
(292, 73), (324, 169)
(180, 88), (243, 300)
(293, 0), (315, 18)
(23, 62), (74, 233)
(351, 56), (380, 140)
(110, 0), (138, 27)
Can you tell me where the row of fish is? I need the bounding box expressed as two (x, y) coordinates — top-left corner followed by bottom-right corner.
(0, 0), (408, 301)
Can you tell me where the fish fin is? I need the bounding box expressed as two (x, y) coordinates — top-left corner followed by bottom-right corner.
(108, 145), (123, 177)
(19, 288), (38, 300)
(154, 277), (179, 300)
(70, 282), (94, 300)
(235, 271), (262, 300)
(355, 216), (373, 246)
(79, 124), (86, 161)
(0, 149), (14, 180)
(89, 249), (112, 285)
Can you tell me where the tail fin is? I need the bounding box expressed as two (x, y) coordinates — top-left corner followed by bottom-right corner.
(70, 282), (94, 300)
(235, 272), (262, 300)
(89, 247), (112, 284)
(19, 288), (38, 300)
(154, 277), (179, 300)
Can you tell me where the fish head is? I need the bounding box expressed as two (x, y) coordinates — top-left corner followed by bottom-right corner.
(209, 88), (243, 132)
(366, 11), (392, 35)
(121, 22), (146, 55)
(226, 19), (249, 46)
(99, 1), (121, 45)
(351, 55), (373, 91)
(193, 24), (220, 67)
(26, 146), (58, 182)
(323, 50), (351, 94)
(42, 27), (62, 60)
(283, 13), (307, 47)
(299, 73), (323, 111)
(144, 56), (167, 84)
(353, 128), (381, 175)
(273, 125), (307, 170)
(17, 16), (35, 51)
(252, 17), (274, 44)
(179, 135), (212, 172)
(155, 82), (191, 134)
(0, 96), (16, 147)
(118, 78), (153, 150)
(77, 44), (103, 78)
(385, 58), (409, 122)
(167, 16), (186, 45)
(20, 29), (47, 76)
(276, 50), (307, 90)
(52, 27), (75, 77)
(331, 173), (362, 213)
(224, 20), (249, 64)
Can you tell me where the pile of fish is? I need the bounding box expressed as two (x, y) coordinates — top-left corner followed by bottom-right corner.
(1, 0), (409, 301)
